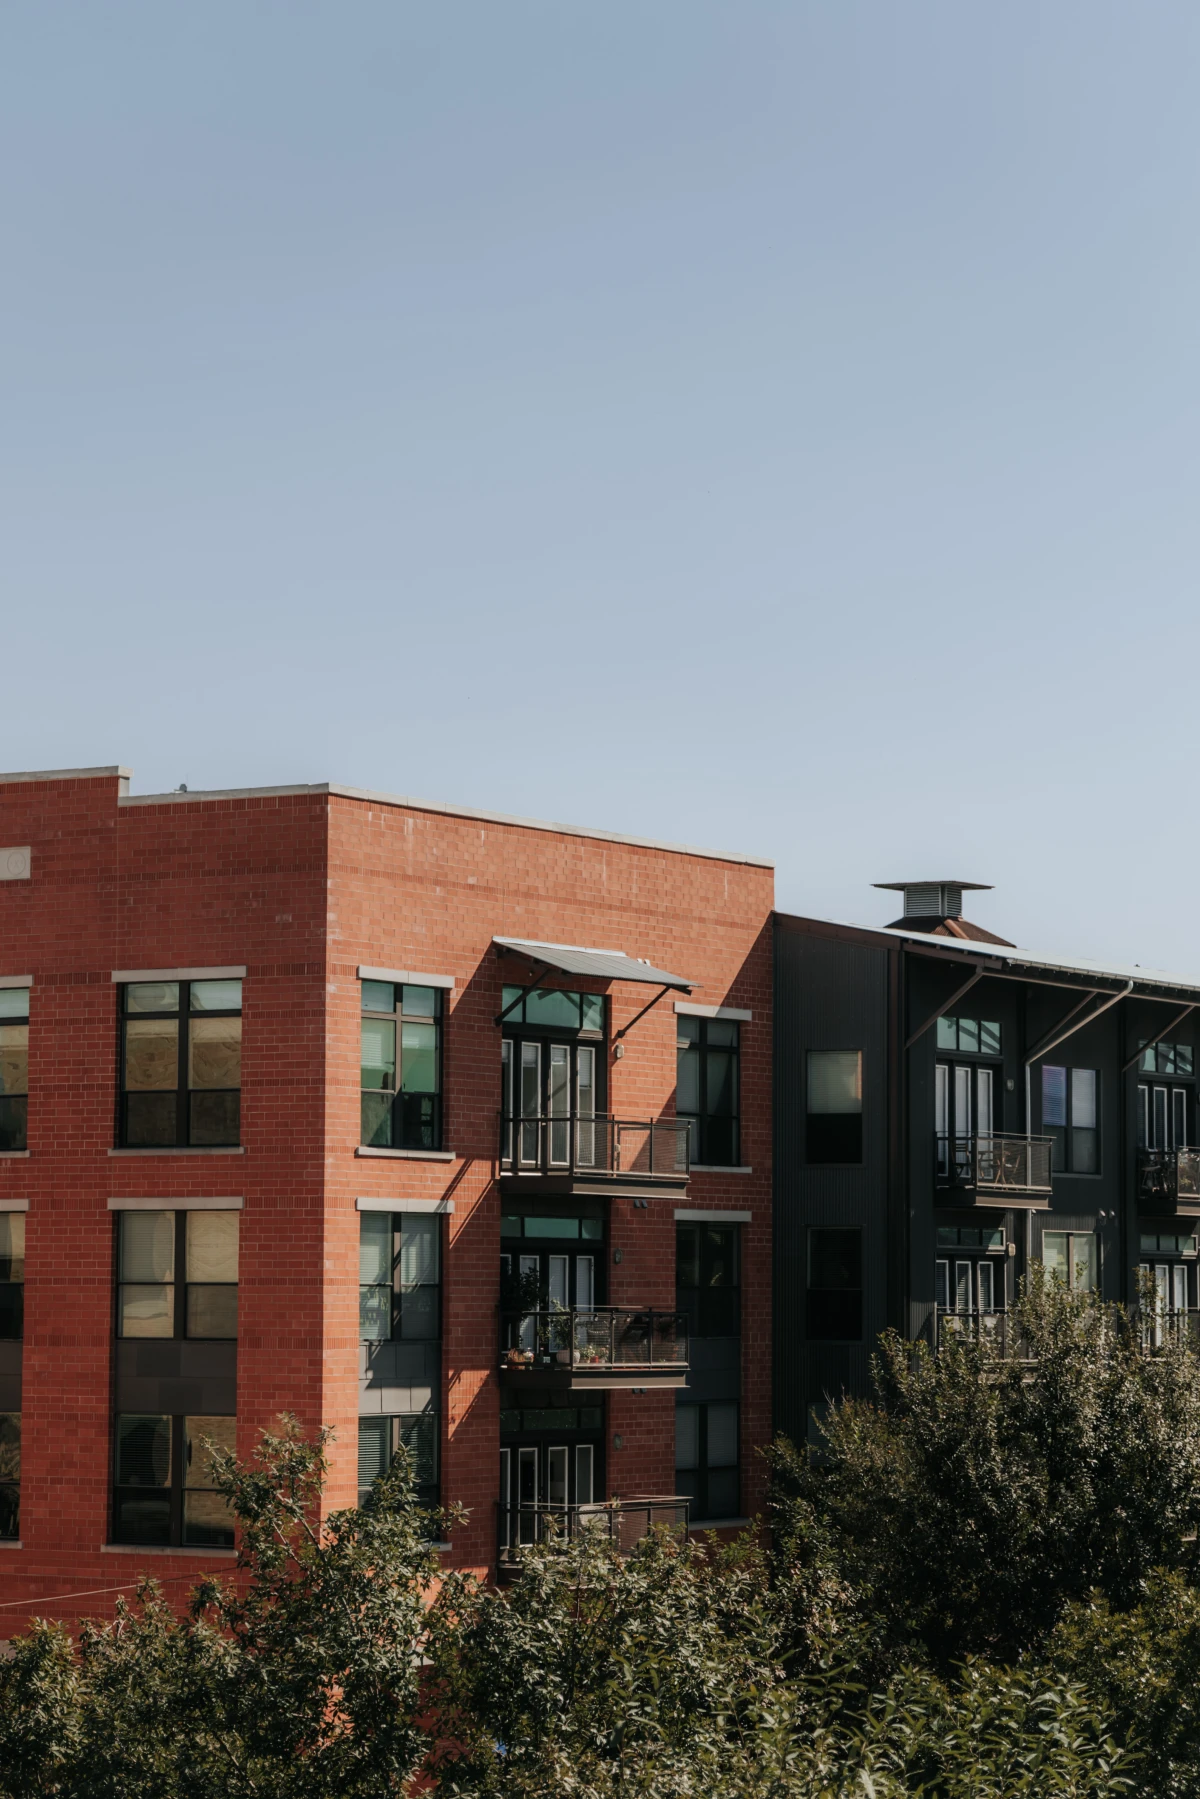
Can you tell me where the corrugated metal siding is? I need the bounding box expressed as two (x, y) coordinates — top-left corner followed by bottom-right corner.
(774, 924), (891, 1446)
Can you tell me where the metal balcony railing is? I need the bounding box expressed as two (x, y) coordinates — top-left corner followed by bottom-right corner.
(1133, 1306), (1200, 1349)
(935, 1308), (1028, 1359)
(498, 1495), (690, 1557)
(935, 1133), (1054, 1195)
(500, 1307), (688, 1375)
(499, 1113), (690, 1179)
(1138, 1148), (1200, 1207)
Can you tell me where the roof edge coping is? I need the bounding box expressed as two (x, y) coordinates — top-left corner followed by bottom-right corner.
(119, 779), (773, 867)
(0, 765), (132, 786)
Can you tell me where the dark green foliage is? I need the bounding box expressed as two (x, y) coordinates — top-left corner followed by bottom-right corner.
(771, 1274), (1200, 1666)
(0, 1296), (1179, 1797)
(1048, 1574), (1200, 1799)
(0, 1417), (443, 1799)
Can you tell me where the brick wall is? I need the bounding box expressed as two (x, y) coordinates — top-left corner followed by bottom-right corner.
(0, 770), (772, 1626)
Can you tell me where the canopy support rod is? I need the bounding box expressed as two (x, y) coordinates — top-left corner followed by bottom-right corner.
(1121, 1003), (1197, 1073)
(904, 967), (984, 1050)
(1024, 981), (1133, 1066)
(494, 957), (555, 1026)
(615, 985), (672, 1042)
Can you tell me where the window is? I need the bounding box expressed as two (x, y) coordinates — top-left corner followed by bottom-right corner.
(675, 1401), (739, 1520)
(112, 1413), (236, 1547)
(358, 1412), (438, 1508)
(676, 1223), (740, 1337)
(0, 1413), (17, 1540)
(806, 1051), (862, 1164)
(116, 1210), (239, 1340)
(676, 1018), (740, 1166)
(359, 1212), (441, 1341)
(119, 980), (242, 1148)
(0, 988), (29, 1151)
(936, 1257), (999, 1314)
(1139, 1041), (1195, 1076)
(361, 982), (442, 1151)
(936, 1016), (1002, 1056)
(806, 1228), (862, 1341)
(1141, 1233), (1198, 1256)
(936, 1226), (1006, 1251)
(0, 1214), (23, 1340)
(1042, 1231), (1096, 1292)
(500, 987), (604, 1033)
(1042, 1067), (1098, 1173)
(1138, 1079), (1191, 1152)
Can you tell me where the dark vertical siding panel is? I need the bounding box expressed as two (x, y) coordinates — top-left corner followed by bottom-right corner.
(774, 923), (889, 1445)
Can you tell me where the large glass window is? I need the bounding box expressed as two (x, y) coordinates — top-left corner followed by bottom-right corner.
(806, 1227), (862, 1341)
(361, 982), (442, 1150)
(0, 988), (29, 1152)
(359, 1212), (441, 1341)
(1042, 1231), (1097, 1293)
(501, 987), (604, 1033)
(676, 1223), (739, 1337)
(806, 1050), (862, 1165)
(357, 1412), (438, 1509)
(1042, 1066), (1099, 1173)
(936, 1016), (1002, 1056)
(112, 1413), (236, 1547)
(119, 980), (242, 1148)
(0, 1214), (24, 1340)
(1139, 1041), (1195, 1076)
(675, 1401), (739, 1520)
(676, 1017), (740, 1166)
(116, 1210), (239, 1340)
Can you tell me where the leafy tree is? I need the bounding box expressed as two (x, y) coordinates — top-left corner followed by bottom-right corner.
(1049, 1572), (1200, 1799)
(0, 1417), (443, 1799)
(771, 1275), (1200, 1666)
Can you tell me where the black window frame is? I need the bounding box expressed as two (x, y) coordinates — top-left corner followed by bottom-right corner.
(0, 986), (29, 1153)
(358, 1209), (443, 1343)
(358, 1411), (440, 1509)
(675, 1222), (740, 1337)
(115, 1208), (239, 1343)
(111, 1411), (236, 1548)
(806, 1226), (863, 1342)
(1041, 1064), (1100, 1174)
(805, 1049), (863, 1166)
(118, 979), (242, 1149)
(360, 982), (444, 1152)
(676, 1015), (740, 1168)
(0, 1210), (24, 1342)
(674, 1400), (740, 1521)
(0, 1410), (17, 1540)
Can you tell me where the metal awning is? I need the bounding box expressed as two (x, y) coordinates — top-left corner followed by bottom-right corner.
(493, 937), (694, 992)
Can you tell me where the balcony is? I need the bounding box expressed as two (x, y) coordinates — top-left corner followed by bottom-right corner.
(499, 1113), (690, 1192)
(935, 1309), (1028, 1359)
(498, 1495), (691, 1564)
(1138, 1149), (1200, 1212)
(935, 1133), (1053, 1203)
(500, 1307), (689, 1389)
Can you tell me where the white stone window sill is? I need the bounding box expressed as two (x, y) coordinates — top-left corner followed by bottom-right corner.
(356, 1147), (455, 1162)
(109, 1146), (246, 1156)
(0, 1539), (21, 1550)
(0, 1151), (30, 1159)
(102, 1543), (238, 1557)
(689, 1165), (753, 1175)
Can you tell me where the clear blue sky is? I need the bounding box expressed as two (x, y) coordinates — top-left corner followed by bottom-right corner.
(4, 4), (1199, 970)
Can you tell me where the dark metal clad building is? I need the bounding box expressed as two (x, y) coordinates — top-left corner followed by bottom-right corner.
(773, 886), (1200, 1448)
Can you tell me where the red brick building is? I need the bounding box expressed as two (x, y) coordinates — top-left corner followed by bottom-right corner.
(0, 765), (772, 1627)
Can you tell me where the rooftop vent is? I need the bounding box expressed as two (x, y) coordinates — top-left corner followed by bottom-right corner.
(873, 880), (992, 921)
